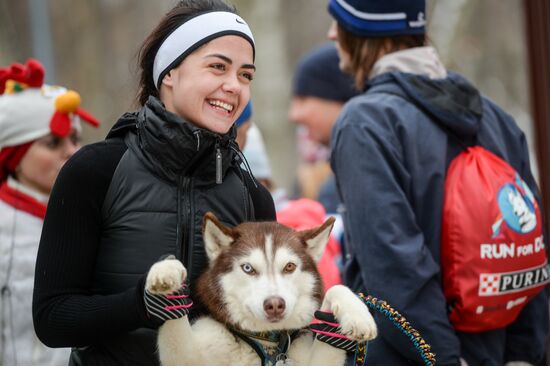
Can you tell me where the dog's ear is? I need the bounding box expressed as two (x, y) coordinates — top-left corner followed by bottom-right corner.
(298, 216), (335, 262)
(203, 212), (236, 261)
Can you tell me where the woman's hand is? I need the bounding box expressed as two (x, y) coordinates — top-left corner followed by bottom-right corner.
(143, 257), (192, 322)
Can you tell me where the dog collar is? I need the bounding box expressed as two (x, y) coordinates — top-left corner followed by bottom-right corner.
(229, 328), (303, 366)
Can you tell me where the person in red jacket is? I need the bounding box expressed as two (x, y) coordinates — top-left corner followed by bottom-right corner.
(276, 198), (342, 291)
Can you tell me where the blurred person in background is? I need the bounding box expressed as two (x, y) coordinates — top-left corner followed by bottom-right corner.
(0, 58), (99, 366)
(32, 1), (275, 365)
(288, 42), (359, 277)
(288, 42), (359, 213)
(327, 0), (548, 365)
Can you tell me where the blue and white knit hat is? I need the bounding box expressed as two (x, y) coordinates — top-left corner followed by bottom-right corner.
(328, 0), (426, 37)
(235, 100), (252, 127)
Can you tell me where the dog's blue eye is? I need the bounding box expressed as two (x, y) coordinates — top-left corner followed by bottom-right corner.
(241, 263), (256, 275)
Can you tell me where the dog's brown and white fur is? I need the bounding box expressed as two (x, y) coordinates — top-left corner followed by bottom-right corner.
(145, 212), (377, 366)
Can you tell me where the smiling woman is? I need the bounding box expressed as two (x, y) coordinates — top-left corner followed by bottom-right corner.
(160, 36), (255, 133)
(31, 1), (276, 365)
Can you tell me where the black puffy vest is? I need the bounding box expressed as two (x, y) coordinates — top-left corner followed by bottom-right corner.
(95, 97), (255, 311)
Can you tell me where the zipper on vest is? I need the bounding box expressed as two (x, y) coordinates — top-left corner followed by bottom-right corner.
(193, 130), (201, 151)
(181, 176), (196, 278)
(215, 140), (222, 184)
(176, 174), (184, 261)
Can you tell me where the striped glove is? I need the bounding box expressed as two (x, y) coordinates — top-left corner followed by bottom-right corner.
(309, 310), (360, 352)
(144, 282), (193, 322)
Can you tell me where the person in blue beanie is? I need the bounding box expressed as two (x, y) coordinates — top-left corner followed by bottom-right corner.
(325, 1), (549, 365)
(290, 42), (358, 147)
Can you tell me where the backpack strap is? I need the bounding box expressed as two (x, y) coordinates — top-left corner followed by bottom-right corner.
(368, 89), (475, 168)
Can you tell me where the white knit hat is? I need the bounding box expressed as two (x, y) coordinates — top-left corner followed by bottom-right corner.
(0, 59), (99, 149)
(242, 124), (272, 180)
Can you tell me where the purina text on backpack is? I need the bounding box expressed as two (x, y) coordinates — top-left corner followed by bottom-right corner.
(441, 146), (549, 332)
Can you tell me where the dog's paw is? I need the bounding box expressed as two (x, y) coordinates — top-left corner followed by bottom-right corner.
(145, 258), (187, 295)
(323, 285), (377, 341)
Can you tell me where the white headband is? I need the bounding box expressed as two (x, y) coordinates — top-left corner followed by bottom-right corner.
(153, 11), (255, 89)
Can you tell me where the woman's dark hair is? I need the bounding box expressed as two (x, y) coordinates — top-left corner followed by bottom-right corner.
(136, 0), (236, 106)
(336, 24), (426, 90)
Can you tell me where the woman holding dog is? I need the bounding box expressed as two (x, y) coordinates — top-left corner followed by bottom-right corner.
(326, 0), (548, 365)
(32, 1), (275, 364)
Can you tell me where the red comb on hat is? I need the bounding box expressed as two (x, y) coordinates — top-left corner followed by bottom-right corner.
(0, 58), (100, 150)
(50, 90), (100, 137)
(0, 59), (45, 94)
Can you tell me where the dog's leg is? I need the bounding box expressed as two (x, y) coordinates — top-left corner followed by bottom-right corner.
(146, 258), (207, 366)
(288, 333), (348, 366)
(157, 317), (208, 366)
(320, 285), (377, 341)
(306, 340), (347, 366)
(306, 285), (377, 366)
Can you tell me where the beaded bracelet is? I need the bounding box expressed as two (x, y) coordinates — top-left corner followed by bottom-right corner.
(355, 293), (436, 366)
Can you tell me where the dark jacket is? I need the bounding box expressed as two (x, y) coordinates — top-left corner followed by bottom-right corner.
(33, 97), (276, 365)
(331, 72), (548, 366)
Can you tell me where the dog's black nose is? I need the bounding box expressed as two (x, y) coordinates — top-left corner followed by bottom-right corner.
(264, 296), (286, 320)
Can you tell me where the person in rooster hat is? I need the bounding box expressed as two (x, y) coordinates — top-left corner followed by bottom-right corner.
(0, 58), (99, 366)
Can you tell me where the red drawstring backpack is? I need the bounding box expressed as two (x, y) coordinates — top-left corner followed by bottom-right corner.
(441, 146), (549, 332)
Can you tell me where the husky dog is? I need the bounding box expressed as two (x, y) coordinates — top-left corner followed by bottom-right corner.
(145, 212), (377, 366)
